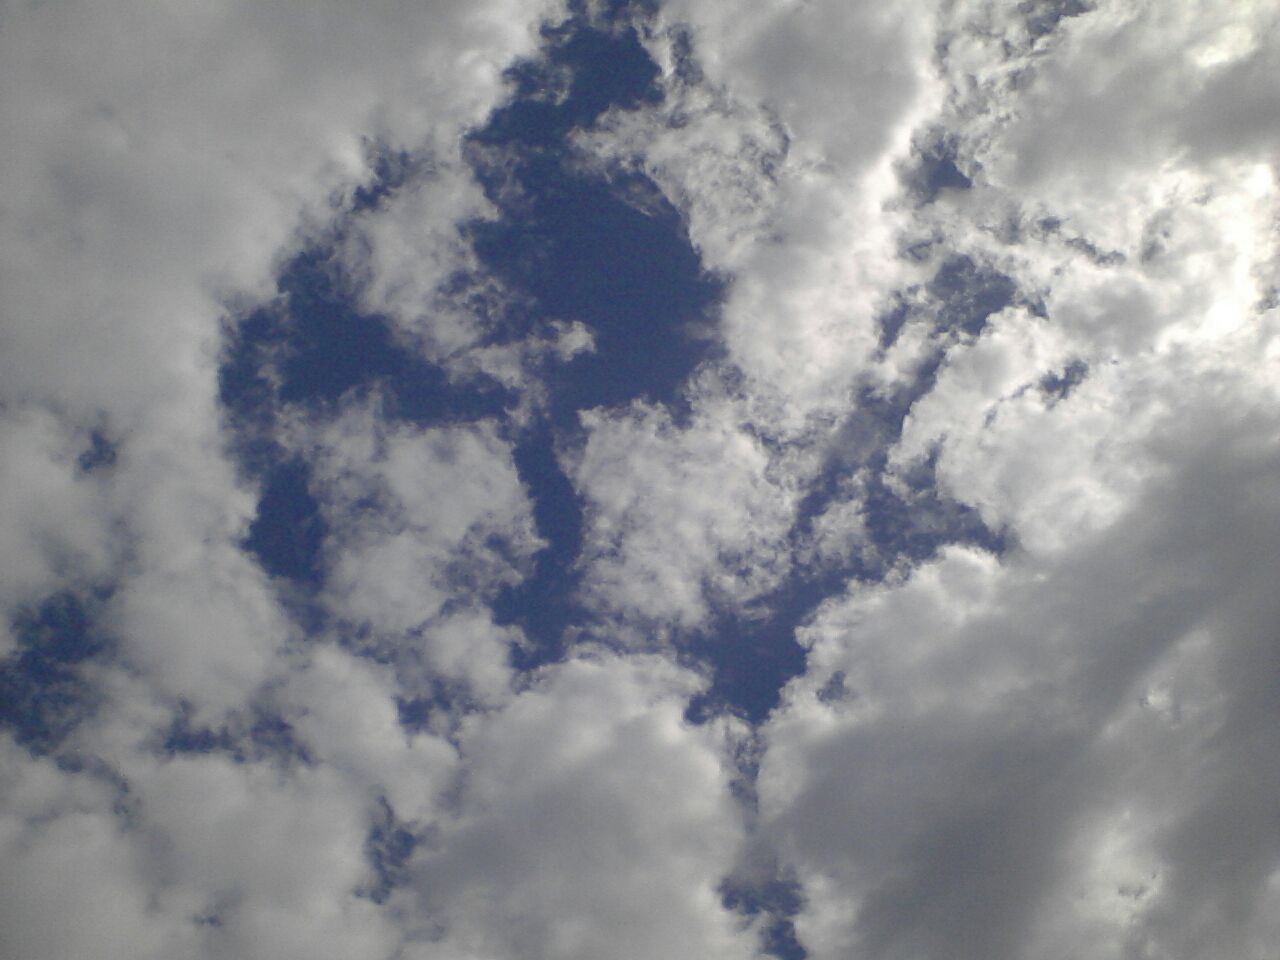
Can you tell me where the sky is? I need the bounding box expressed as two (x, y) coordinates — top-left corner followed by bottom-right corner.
(2, 0), (1280, 958)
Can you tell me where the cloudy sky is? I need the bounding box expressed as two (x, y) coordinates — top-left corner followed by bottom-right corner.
(3, 0), (1280, 957)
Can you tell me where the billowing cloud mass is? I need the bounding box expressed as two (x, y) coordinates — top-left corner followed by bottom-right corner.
(2, 0), (1279, 958)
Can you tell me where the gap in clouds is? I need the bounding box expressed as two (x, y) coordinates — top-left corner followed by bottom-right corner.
(7, 0), (1279, 955)
(216, 0), (1016, 746)
(217, 1), (724, 692)
(219, 244), (516, 643)
(0, 591), (112, 755)
(76, 429), (119, 474)
(483, 2), (1016, 726)
(1020, 0), (1096, 41)
(198, 0), (1030, 761)
(901, 134), (973, 206)
(721, 872), (807, 960)
(360, 795), (421, 905)
(713, 722), (808, 958)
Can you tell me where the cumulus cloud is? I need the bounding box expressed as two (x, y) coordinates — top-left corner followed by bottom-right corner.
(0, 0), (564, 955)
(0, 412), (115, 655)
(307, 404), (541, 630)
(4, 0), (1280, 958)
(0, 0), (564, 725)
(298, 401), (542, 704)
(341, 157), (504, 365)
(578, 0), (945, 428)
(570, 387), (798, 636)
(400, 654), (757, 960)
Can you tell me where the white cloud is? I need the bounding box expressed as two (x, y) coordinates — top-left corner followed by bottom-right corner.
(570, 388), (798, 636)
(890, 307), (1139, 553)
(559, 3), (1280, 958)
(969, 0), (1280, 189)
(127, 754), (394, 960)
(0, 411), (115, 655)
(0, 0), (565, 710)
(0, 738), (195, 960)
(657, 0), (938, 175)
(0, 0), (558, 424)
(400, 653), (758, 960)
(761, 311), (1280, 960)
(5, 2), (1280, 959)
(281, 643), (459, 822)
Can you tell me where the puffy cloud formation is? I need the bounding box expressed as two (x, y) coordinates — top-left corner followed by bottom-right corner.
(3, 0), (1279, 959)
(571, 391), (798, 635)
(767, 380), (1280, 958)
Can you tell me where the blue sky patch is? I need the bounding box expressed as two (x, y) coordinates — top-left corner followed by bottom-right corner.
(1, 592), (109, 755)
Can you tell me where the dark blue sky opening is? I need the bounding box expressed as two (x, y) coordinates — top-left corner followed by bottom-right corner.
(1040, 358), (1089, 402)
(466, 13), (723, 422)
(877, 294), (913, 351)
(361, 796), (420, 904)
(929, 255), (1017, 337)
(243, 458), (328, 585)
(270, 251), (507, 418)
(904, 136), (972, 205)
(218, 2), (725, 688)
(350, 144), (425, 214)
(722, 874), (808, 960)
(492, 420), (584, 670)
(161, 708), (239, 756)
(1021, 0), (1096, 40)
(685, 577), (834, 726)
(77, 428), (118, 474)
(220, 246), (514, 602)
(216, 0), (1011, 732)
(1, 591), (110, 755)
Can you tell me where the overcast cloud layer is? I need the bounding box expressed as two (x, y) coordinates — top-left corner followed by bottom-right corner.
(3, 1), (1279, 958)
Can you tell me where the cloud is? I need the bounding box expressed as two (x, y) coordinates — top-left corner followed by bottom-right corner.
(4, 1), (1280, 959)
(570, 388), (798, 636)
(0, 736), (195, 960)
(565, 2), (1280, 957)
(298, 400), (542, 703)
(656, 0), (938, 174)
(0, 412), (116, 656)
(761, 371), (1280, 959)
(0, 0), (566, 720)
(0, 1), (563, 956)
(307, 403), (541, 630)
(400, 652), (758, 960)
(340, 157), (505, 366)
